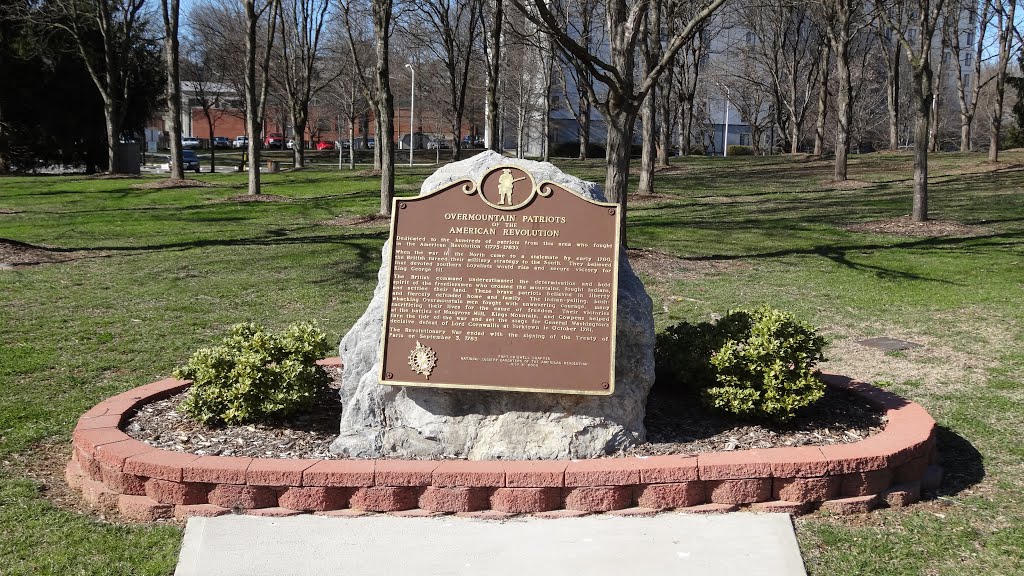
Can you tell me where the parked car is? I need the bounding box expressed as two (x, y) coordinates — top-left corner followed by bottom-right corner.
(211, 136), (231, 149)
(182, 149), (201, 173)
(233, 136), (249, 149)
(264, 132), (284, 149)
(315, 141), (335, 151)
(181, 137), (201, 149)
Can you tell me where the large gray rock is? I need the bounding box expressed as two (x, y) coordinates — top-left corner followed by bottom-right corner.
(330, 151), (655, 460)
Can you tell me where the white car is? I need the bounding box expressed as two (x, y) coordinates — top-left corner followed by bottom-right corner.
(181, 137), (201, 149)
(233, 136), (248, 149)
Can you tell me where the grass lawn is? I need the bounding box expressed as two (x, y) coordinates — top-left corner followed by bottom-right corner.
(2, 151), (1022, 575)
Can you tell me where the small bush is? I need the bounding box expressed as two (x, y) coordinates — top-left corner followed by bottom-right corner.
(655, 306), (827, 423)
(174, 321), (332, 426)
(727, 145), (754, 156)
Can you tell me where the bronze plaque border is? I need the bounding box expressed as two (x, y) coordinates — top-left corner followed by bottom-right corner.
(377, 164), (621, 395)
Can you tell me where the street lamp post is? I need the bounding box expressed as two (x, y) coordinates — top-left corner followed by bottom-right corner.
(723, 86), (730, 158)
(405, 63), (414, 167)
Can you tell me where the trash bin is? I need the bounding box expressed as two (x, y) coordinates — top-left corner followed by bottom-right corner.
(266, 160), (280, 173)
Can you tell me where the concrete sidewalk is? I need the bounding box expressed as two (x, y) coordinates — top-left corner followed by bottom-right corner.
(175, 512), (806, 576)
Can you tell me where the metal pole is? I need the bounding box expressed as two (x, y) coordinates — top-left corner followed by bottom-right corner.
(723, 87), (730, 158)
(406, 63), (415, 167)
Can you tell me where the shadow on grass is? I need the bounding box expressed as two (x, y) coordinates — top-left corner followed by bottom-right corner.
(933, 424), (986, 497)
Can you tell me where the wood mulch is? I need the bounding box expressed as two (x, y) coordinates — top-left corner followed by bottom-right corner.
(627, 247), (748, 282)
(132, 179), (215, 190)
(846, 215), (988, 237)
(628, 193), (678, 206)
(320, 213), (390, 228)
(0, 238), (77, 268)
(124, 366), (884, 460)
(222, 194), (292, 202)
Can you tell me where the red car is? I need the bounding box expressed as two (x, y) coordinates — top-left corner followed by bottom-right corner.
(264, 132), (284, 149)
(315, 141), (335, 151)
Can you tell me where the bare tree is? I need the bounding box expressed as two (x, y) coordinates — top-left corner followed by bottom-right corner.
(760, 2), (823, 154)
(409, 0), (482, 161)
(555, 0), (603, 159)
(675, 23), (712, 155)
(276, 0), (334, 169)
(45, 0), (149, 173)
(511, 0), (728, 243)
(337, 0), (381, 170)
(949, 0), (989, 151)
(637, 0), (663, 195)
(878, 0), (946, 222)
(340, 0), (397, 215)
(182, 44), (230, 172)
(481, 0), (504, 150)
(818, 0), (867, 181)
(986, 0), (1016, 161)
(161, 0), (184, 179)
(241, 0), (280, 195)
(873, 4), (904, 151)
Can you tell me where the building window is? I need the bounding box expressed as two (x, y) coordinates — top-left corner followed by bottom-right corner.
(739, 133), (751, 146)
(966, 31), (975, 44)
(963, 74), (971, 89)
(943, 51), (951, 63)
(965, 52), (973, 66)
(968, 10), (976, 24)
(744, 31), (756, 45)
(907, 28), (918, 41)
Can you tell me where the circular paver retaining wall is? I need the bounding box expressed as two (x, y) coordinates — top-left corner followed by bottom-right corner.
(66, 358), (942, 521)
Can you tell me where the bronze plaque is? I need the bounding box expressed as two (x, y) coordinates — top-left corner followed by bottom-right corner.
(379, 165), (621, 395)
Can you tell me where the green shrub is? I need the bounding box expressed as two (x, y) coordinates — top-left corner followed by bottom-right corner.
(727, 145), (754, 156)
(174, 321), (332, 426)
(655, 306), (827, 423)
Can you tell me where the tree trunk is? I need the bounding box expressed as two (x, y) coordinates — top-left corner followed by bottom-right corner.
(638, 0), (659, 195)
(578, 96), (590, 159)
(657, 81), (671, 165)
(833, 38), (851, 180)
(349, 118), (356, 169)
(605, 108), (636, 246)
(103, 98), (122, 173)
(814, 45), (830, 157)
(887, 52), (900, 151)
(990, 93), (1004, 162)
(911, 66), (931, 222)
(484, 0), (503, 151)
(960, 112), (971, 152)
(207, 116), (216, 172)
(375, 0), (395, 217)
(930, 43), (945, 153)
(293, 118), (306, 168)
(378, 102), (394, 215)
(638, 89), (656, 195)
(243, 0), (262, 195)
(163, 0), (184, 180)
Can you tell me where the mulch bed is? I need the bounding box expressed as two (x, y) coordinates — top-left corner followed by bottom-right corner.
(222, 194), (292, 202)
(627, 247), (748, 282)
(0, 238), (77, 268)
(628, 193), (678, 206)
(846, 215), (987, 237)
(320, 213), (391, 228)
(132, 179), (216, 190)
(124, 366), (884, 460)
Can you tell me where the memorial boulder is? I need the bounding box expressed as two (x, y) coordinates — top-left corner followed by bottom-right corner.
(330, 151), (655, 460)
